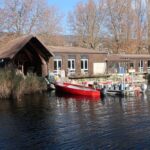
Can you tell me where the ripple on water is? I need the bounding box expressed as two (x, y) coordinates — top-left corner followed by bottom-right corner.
(0, 93), (150, 149)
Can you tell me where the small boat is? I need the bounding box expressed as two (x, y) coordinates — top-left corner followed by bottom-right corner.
(55, 82), (100, 98)
(107, 89), (124, 96)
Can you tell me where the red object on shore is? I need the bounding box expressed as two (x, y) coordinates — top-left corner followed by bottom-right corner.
(55, 82), (100, 98)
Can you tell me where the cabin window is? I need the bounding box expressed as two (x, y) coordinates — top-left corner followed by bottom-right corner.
(68, 59), (75, 71)
(81, 59), (88, 72)
(54, 59), (62, 70)
(0, 59), (4, 67)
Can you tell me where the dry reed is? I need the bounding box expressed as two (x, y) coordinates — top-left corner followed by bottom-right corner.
(0, 69), (47, 99)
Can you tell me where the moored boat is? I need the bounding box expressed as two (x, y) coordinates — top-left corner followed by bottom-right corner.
(55, 82), (100, 98)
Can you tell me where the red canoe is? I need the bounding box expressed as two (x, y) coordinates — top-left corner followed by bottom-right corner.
(55, 82), (100, 98)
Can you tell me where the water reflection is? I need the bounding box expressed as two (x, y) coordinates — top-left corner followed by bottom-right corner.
(0, 92), (150, 149)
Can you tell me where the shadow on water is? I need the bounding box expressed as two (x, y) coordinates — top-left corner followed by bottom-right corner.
(0, 91), (150, 149)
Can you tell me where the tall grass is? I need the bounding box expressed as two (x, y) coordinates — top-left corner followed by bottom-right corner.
(24, 74), (47, 94)
(0, 69), (47, 99)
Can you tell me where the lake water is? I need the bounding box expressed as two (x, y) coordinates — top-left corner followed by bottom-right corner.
(0, 91), (150, 150)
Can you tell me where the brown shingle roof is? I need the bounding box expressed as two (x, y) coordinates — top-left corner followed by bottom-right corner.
(49, 46), (107, 54)
(0, 35), (32, 59)
(0, 35), (54, 59)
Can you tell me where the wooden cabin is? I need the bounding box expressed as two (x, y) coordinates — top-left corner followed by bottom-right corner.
(0, 35), (54, 76)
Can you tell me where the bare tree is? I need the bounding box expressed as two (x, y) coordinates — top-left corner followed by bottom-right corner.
(102, 0), (147, 54)
(68, 0), (148, 54)
(0, 0), (63, 36)
(147, 0), (150, 54)
(132, 0), (147, 54)
(68, 0), (106, 49)
(105, 0), (133, 53)
(38, 6), (62, 34)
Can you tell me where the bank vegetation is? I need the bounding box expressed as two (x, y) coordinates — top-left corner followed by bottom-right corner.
(0, 69), (47, 100)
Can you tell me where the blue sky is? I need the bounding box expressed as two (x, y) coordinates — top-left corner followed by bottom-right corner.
(47, 0), (86, 14)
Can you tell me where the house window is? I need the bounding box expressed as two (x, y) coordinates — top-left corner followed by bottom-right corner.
(54, 59), (62, 70)
(139, 60), (143, 67)
(130, 63), (134, 68)
(81, 59), (88, 72)
(68, 59), (75, 71)
(138, 60), (143, 73)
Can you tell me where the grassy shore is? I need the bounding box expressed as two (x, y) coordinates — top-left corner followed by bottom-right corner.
(0, 69), (47, 99)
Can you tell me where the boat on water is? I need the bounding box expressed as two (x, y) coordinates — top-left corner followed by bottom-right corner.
(95, 81), (148, 97)
(55, 82), (100, 98)
(104, 83), (147, 97)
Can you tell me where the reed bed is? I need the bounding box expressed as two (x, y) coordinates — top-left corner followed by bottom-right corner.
(0, 69), (47, 99)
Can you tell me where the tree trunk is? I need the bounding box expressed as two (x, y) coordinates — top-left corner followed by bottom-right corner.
(148, 0), (150, 54)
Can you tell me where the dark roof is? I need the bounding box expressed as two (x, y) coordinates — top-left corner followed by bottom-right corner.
(106, 54), (129, 62)
(49, 46), (107, 54)
(107, 54), (150, 62)
(0, 35), (54, 59)
(120, 54), (150, 59)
